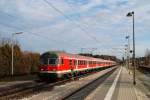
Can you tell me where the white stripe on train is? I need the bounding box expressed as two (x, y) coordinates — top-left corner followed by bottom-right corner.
(40, 65), (113, 74)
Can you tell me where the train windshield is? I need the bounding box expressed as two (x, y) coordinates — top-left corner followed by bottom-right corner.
(40, 58), (58, 65)
(40, 52), (59, 66)
(48, 58), (58, 65)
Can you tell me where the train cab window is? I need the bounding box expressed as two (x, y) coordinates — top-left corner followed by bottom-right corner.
(48, 58), (58, 65)
(40, 58), (46, 65)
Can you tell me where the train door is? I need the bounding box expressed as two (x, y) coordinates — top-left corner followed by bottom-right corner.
(69, 59), (75, 80)
(69, 59), (73, 70)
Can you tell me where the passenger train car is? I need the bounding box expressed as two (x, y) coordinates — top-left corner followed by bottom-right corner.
(38, 51), (116, 80)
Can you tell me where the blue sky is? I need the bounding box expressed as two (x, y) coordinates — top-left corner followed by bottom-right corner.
(0, 0), (150, 58)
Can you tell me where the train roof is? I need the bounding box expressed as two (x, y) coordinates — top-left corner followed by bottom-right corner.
(41, 51), (115, 63)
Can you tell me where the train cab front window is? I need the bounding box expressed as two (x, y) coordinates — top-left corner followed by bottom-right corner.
(48, 58), (58, 66)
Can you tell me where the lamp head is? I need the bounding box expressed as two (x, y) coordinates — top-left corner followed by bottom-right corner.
(15, 32), (23, 34)
(126, 11), (134, 17)
(126, 36), (129, 39)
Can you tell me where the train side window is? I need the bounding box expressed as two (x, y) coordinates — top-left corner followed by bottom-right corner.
(73, 59), (76, 65)
(61, 58), (64, 65)
(69, 59), (72, 65)
(90, 61), (92, 65)
(85, 61), (87, 65)
(74, 60), (77, 66)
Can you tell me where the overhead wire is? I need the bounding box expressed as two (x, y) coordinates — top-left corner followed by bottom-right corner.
(66, 1), (122, 53)
(66, 2), (103, 43)
(0, 11), (62, 44)
(0, 1), (107, 53)
(43, 0), (101, 43)
(0, 0), (99, 51)
(0, 10), (83, 48)
(0, 21), (81, 48)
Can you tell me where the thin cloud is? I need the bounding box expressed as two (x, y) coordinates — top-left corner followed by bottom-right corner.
(0, 0), (149, 57)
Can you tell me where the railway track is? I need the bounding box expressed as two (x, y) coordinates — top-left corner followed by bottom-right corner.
(0, 81), (45, 100)
(0, 81), (39, 96)
(0, 67), (116, 100)
(139, 65), (150, 73)
(0, 71), (101, 99)
(0, 79), (70, 100)
(63, 68), (116, 100)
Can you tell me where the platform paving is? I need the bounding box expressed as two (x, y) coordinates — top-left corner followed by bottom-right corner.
(115, 67), (149, 100)
(111, 66), (137, 100)
(85, 66), (149, 100)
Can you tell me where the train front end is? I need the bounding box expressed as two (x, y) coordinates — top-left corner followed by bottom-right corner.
(38, 52), (60, 80)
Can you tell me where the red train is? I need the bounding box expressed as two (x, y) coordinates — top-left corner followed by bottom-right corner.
(38, 51), (116, 80)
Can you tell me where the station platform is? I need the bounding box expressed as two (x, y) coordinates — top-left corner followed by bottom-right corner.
(112, 66), (138, 100)
(85, 66), (149, 100)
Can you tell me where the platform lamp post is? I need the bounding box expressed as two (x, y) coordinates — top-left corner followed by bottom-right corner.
(126, 11), (136, 85)
(126, 36), (131, 74)
(125, 45), (128, 68)
(11, 32), (23, 76)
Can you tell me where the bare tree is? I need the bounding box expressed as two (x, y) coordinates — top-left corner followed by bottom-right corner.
(0, 37), (40, 77)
